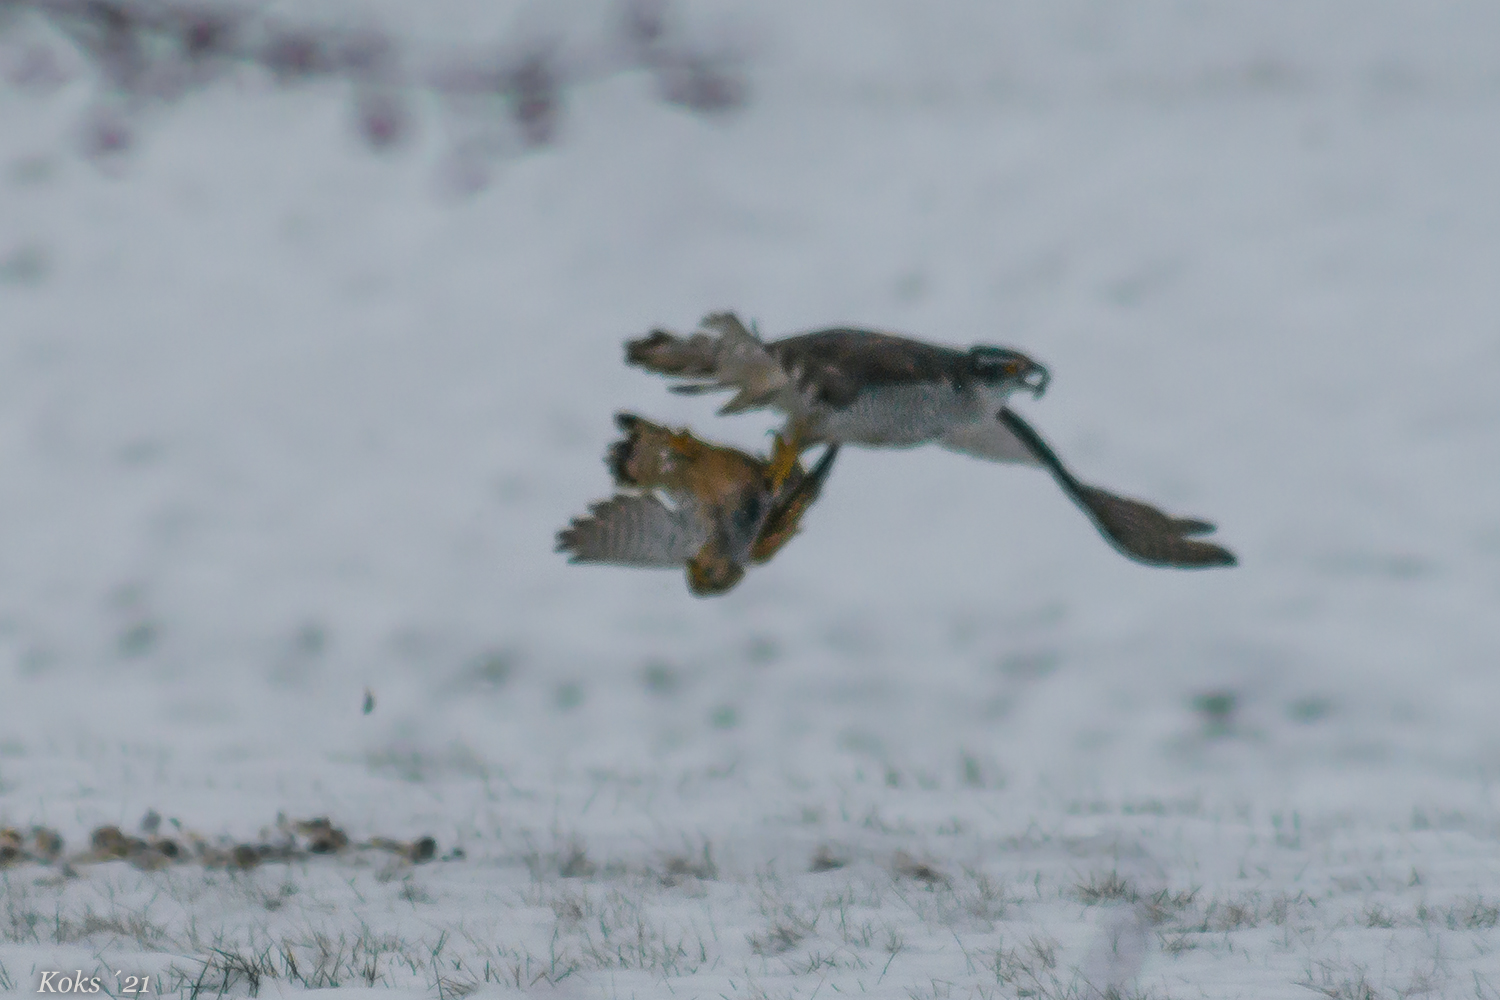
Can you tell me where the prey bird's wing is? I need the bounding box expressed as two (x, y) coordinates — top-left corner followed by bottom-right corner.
(556, 493), (707, 568)
(751, 444), (841, 563)
(996, 408), (1237, 569)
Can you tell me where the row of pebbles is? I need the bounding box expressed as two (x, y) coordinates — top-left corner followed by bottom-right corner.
(1, 811), (441, 873)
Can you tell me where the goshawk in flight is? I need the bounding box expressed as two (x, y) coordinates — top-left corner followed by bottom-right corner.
(556, 413), (840, 595)
(625, 312), (1234, 569)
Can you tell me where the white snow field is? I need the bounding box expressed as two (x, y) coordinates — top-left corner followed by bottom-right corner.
(3, 1), (1500, 997)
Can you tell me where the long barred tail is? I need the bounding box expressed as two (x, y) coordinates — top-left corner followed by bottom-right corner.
(606, 412), (664, 487)
(624, 312), (789, 414)
(606, 411), (711, 490)
(625, 329), (721, 379)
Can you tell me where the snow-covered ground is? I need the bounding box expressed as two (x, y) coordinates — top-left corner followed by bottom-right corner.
(3, 2), (1500, 997)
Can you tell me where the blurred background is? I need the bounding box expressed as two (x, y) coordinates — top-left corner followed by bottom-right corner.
(2, 0), (1499, 850)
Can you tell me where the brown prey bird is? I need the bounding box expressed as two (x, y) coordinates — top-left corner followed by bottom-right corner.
(556, 413), (840, 595)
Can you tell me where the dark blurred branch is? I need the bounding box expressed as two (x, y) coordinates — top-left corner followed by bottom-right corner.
(0, 0), (751, 189)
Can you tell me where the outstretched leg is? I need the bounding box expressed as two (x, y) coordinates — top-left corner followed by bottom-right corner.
(752, 444), (840, 564)
(765, 418), (810, 491)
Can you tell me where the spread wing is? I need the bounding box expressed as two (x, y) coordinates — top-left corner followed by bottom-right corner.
(751, 444), (840, 563)
(996, 408), (1237, 569)
(555, 493), (707, 568)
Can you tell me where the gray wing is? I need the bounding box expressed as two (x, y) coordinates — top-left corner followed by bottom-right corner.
(555, 493), (708, 567)
(996, 408), (1237, 569)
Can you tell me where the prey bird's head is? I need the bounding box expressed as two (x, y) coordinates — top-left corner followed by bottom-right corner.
(720, 489), (771, 565)
(687, 496), (766, 597)
(967, 346), (1049, 398)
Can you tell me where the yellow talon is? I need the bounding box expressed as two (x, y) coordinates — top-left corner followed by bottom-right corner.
(766, 430), (803, 492)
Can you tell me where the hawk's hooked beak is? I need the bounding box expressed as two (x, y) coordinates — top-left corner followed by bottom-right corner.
(1020, 360), (1050, 398)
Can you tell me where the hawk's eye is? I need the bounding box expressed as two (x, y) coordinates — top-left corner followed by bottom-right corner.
(970, 347), (1018, 378)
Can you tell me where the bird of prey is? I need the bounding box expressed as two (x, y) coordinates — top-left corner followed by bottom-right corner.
(625, 312), (1235, 568)
(556, 413), (840, 595)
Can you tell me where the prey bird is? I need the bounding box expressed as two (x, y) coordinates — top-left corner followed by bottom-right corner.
(556, 413), (840, 595)
(626, 312), (1234, 569)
